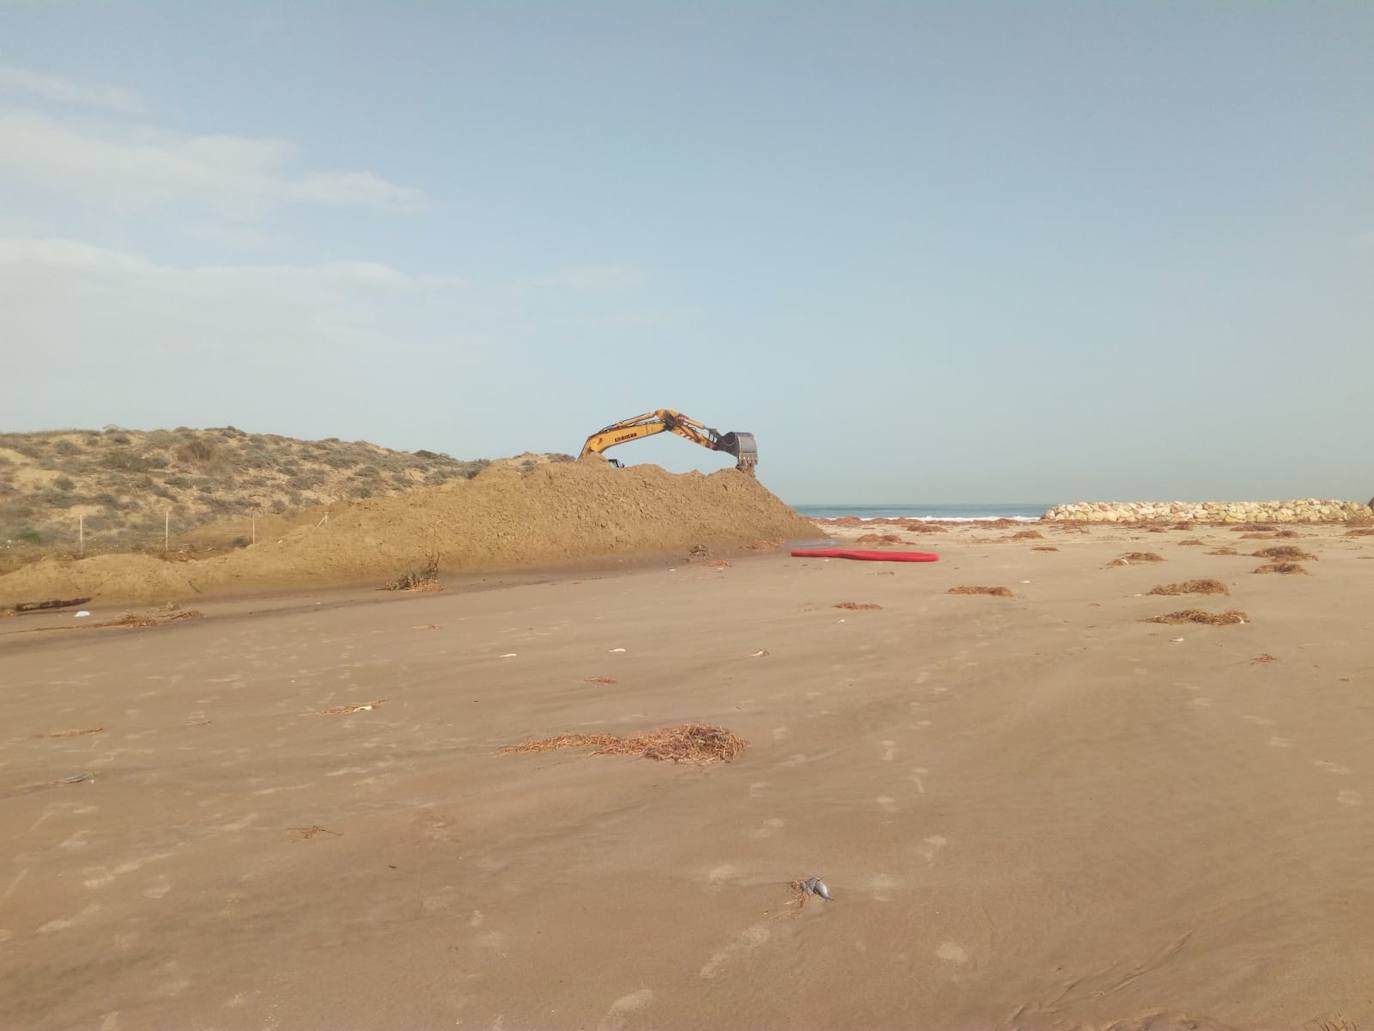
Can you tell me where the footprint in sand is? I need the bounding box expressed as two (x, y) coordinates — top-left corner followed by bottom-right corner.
(1187, 697), (1213, 708)
(1268, 736), (1293, 749)
(748, 781), (770, 798)
(909, 768), (929, 794)
(700, 925), (770, 978)
(597, 989), (654, 1031)
(1337, 790), (1362, 806)
(751, 818), (784, 840)
(707, 865), (736, 889)
(781, 754), (807, 768)
(916, 835), (947, 864)
(1313, 760), (1352, 775)
(881, 740), (897, 761)
(916, 671), (931, 685)
(142, 875), (172, 900)
(870, 874), (899, 902)
(1243, 715), (1276, 726)
(936, 942), (969, 964)
(876, 795), (897, 813)
(771, 727), (790, 742)
(912, 719), (932, 729)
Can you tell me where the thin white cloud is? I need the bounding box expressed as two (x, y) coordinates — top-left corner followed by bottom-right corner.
(0, 108), (428, 219)
(0, 63), (144, 114)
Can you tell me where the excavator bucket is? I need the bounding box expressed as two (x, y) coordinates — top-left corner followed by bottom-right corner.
(716, 431), (758, 472)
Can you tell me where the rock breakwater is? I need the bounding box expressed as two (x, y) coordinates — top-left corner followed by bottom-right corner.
(1044, 499), (1371, 524)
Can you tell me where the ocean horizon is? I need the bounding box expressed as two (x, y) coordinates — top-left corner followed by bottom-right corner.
(791, 503), (1049, 521)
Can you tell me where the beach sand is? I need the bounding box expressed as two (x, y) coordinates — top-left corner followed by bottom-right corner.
(2, 522), (1371, 1029)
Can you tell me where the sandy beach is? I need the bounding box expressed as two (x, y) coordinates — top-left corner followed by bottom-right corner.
(3, 520), (1372, 1030)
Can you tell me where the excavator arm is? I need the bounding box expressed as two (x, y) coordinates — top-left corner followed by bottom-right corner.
(579, 409), (758, 473)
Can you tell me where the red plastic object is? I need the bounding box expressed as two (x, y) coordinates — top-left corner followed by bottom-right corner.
(790, 548), (939, 563)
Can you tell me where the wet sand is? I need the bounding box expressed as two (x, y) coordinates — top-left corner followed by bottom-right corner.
(2, 524), (1372, 1030)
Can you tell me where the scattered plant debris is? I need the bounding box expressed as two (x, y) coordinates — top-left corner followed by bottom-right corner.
(834, 601), (882, 610)
(1206, 547), (1238, 556)
(1177, 539), (1205, 546)
(380, 554), (441, 592)
(1147, 609), (1248, 625)
(1345, 528), (1374, 537)
(1251, 653), (1279, 664)
(14, 597), (93, 614)
(1010, 530), (1044, 540)
(1231, 523), (1276, 533)
(502, 723), (747, 763)
(1274, 530), (1298, 538)
(1148, 579), (1229, 596)
(41, 726), (105, 739)
(105, 610), (203, 629)
(857, 533), (902, 545)
(1171, 522), (1195, 530)
(947, 585), (1013, 597)
(904, 522), (947, 533)
(1254, 562), (1308, 575)
(1253, 546), (1316, 562)
(1031, 546), (1059, 552)
(584, 675), (617, 684)
(316, 698), (386, 716)
(1109, 552), (1165, 566)
(291, 825), (341, 840)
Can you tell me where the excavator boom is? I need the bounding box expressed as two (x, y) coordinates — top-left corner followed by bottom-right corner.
(579, 409), (758, 472)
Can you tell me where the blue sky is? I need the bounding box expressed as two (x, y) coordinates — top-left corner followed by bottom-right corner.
(2, 2), (1370, 503)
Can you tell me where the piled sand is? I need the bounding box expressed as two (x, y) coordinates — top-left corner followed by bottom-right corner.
(0, 460), (818, 605)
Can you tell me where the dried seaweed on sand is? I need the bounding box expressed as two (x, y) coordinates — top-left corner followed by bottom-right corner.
(1031, 546), (1059, 552)
(947, 585), (1013, 597)
(584, 675), (617, 684)
(856, 533), (902, 545)
(380, 554), (442, 592)
(41, 727), (105, 739)
(834, 601), (882, 610)
(1252, 546), (1316, 562)
(1254, 562), (1308, 575)
(1148, 579), (1229, 596)
(1010, 530), (1044, 540)
(502, 723), (747, 763)
(1251, 653), (1279, 664)
(904, 522), (947, 533)
(1108, 552), (1165, 566)
(1177, 539), (1205, 546)
(1147, 609), (1248, 625)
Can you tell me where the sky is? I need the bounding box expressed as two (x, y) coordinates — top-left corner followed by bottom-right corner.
(1, 2), (1371, 504)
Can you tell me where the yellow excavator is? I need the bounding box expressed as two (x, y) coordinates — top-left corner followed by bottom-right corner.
(579, 409), (758, 473)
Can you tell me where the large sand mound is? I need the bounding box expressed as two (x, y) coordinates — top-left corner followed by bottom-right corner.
(0, 460), (818, 605)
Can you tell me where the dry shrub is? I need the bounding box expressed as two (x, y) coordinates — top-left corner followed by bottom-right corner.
(983, 518), (1022, 529)
(502, 723), (747, 763)
(904, 522), (947, 533)
(1251, 653), (1279, 664)
(381, 553), (441, 591)
(584, 675), (617, 685)
(1010, 530), (1044, 540)
(1253, 546), (1316, 561)
(1254, 562), (1308, 575)
(1147, 609), (1248, 625)
(857, 533), (902, 545)
(1207, 546), (1239, 556)
(1171, 522), (1195, 530)
(948, 585), (1013, 597)
(834, 601), (882, 610)
(1148, 579), (1229, 596)
(1108, 552), (1165, 566)
(1031, 545), (1059, 552)
(1274, 530), (1298, 538)
(1231, 523), (1276, 533)
(1177, 539), (1205, 546)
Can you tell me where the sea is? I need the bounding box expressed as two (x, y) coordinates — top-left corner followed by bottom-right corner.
(792, 503), (1049, 522)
